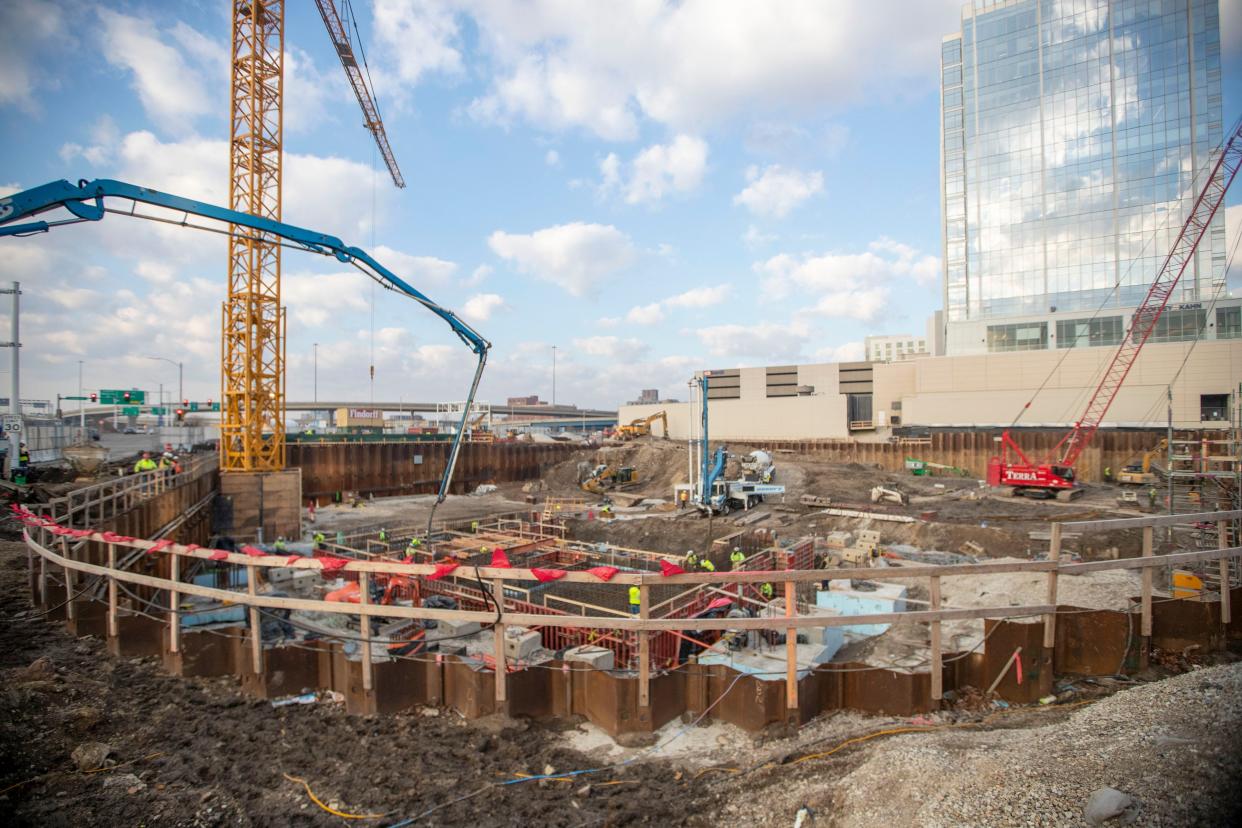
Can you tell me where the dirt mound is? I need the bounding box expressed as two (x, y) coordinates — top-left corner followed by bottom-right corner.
(543, 441), (690, 498)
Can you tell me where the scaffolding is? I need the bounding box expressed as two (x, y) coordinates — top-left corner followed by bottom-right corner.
(1166, 383), (1241, 596)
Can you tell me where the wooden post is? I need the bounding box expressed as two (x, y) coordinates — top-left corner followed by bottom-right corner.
(638, 583), (650, 709)
(107, 542), (119, 638)
(247, 563), (262, 674)
(169, 552), (181, 653)
(358, 572), (373, 692)
(492, 577), (507, 704)
(785, 578), (798, 711)
(930, 574), (943, 702)
(1141, 526), (1154, 638)
(61, 537), (76, 621)
(1217, 520), (1231, 626)
(1042, 522), (1061, 648)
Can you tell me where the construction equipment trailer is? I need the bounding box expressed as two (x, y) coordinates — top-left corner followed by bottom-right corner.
(992, 115), (1242, 500)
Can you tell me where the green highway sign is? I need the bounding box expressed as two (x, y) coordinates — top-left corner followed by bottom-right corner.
(101, 389), (146, 405)
(63, 395), (88, 401)
(189, 402), (198, 411)
(122, 406), (139, 417)
(212, 402), (220, 411)
(151, 406), (166, 416)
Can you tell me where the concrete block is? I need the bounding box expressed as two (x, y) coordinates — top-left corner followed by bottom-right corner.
(504, 627), (542, 661)
(563, 645), (615, 670)
(431, 619), (481, 640)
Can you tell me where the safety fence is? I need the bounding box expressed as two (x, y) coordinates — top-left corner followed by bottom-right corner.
(42, 452), (218, 528)
(16, 506), (1242, 735)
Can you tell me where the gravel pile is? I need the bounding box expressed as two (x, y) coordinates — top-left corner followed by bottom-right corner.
(826, 662), (1242, 826)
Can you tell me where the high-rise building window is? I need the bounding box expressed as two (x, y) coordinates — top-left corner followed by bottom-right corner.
(1216, 307), (1241, 340)
(1055, 316), (1123, 349)
(940, 0), (1224, 349)
(987, 322), (1047, 352)
(1142, 308), (1206, 344)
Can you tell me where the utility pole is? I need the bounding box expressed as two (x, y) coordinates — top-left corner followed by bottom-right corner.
(78, 360), (85, 441)
(552, 345), (557, 407)
(2, 282), (19, 478)
(313, 342), (318, 405)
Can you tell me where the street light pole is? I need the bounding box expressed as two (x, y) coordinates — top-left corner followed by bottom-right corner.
(552, 345), (557, 407)
(77, 360), (85, 441)
(145, 355), (183, 426)
(313, 342), (318, 405)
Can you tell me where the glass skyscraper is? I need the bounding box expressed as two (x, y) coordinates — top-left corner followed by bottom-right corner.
(940, 0), (1228, 355)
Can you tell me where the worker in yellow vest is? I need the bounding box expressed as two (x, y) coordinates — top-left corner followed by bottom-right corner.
(699, 558), (716, 572)
(133, 451), (157, 474)
(628, 585), (641, 615)
(760, 582), (774, 601)
(730, 548), (745, 569)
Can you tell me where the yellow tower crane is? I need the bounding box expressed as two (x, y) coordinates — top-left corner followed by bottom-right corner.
(223, 0), (403, 472)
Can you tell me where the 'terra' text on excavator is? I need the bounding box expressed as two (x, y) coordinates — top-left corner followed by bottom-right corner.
(990, 115), (1242, 501)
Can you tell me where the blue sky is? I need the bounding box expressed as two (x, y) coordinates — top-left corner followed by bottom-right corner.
(1, 0), (1240, 411)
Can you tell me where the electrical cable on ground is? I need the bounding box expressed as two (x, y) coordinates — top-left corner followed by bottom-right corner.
(282, 773), (387, 820)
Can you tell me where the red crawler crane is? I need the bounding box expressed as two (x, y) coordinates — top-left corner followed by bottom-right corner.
(993, 115), (1242, 500)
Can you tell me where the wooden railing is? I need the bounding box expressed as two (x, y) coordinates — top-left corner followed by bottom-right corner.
(21, 508), (1242, 713)
(42, 452), (219, 527)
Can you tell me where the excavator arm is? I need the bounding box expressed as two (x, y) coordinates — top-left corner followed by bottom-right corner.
(0, 178), (490, 520)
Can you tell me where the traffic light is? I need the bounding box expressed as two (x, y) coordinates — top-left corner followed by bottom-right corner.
(175, 408), (185, 422)
(89, 392), (97, 403)
(206, 398), (213, 407)
(123, 391), (131, 402)
(183, 398), (189, 407)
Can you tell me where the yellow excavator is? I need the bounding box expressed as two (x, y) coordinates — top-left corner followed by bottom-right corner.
(616, 410), (668, 440)
(581, 464), (639, 494)
(466, 411), (493, 443)
(1116, 438), (1167, 485)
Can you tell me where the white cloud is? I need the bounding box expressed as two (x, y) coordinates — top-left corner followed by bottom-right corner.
(756, 237), (940, 322)
(462, 292), (506, 322)
(544, 150), (560, 166)
(372, 245), (458, 285)
(814, 341), (865, 363)
(488, 222), (636, 297)
(571, 336), (649, 360)
(45, 287), (99, 310)
(464, 264), (493, 287)
(664, 286), (731, 308)
(0, 0), (67, 113)
(733, 164), (824, 218)
(460, 0), (961, 137)
(284, 271), (371, 327)
(694, 321), (810, 361)
(59, 115), (120, 166)
(623, 135), (709, 204)
(625, 303), (665, 325)
(599, 153), (621, 189)
(97, 9), (215, 133)
(742, 224), (778, 248)
(373, 0), (464, 85)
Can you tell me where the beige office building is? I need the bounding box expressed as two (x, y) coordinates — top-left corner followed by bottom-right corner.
(618, 339), (1241, 442)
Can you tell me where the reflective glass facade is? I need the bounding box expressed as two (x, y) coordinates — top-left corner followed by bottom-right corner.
(941, 0), (1225, 339)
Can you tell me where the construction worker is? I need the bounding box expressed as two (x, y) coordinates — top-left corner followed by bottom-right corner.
(1148, 487), (1158, 509)
(730, 547), (745, 569)
(407, 537), (422, 554)
(699, 558), (716, 572)
(628, 585), (641, 615)
(1103, 466), (1113, 482)
(678, 489), (689, 509)
(760, 582), (774, 601)
(471, 520), (480, 533)
(379, 527), (389, 543)
(274, 537), (287, 552)
(133, 451), (157, 474)
(601, 503), (613, 518)
(17, 442), (29, 470)
(685, 549), (699, 568)
(313, 530), (325, 549)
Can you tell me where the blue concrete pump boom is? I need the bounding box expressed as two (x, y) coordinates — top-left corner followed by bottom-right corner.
(0, 178), (491, 529)
(697, 373), (727, 509)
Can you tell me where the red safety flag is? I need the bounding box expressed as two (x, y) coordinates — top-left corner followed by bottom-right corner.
(49, 525), (72, 536)
(530, 568), (566, 583)
(707, 597), (734, 611)
(146, 539), (175, 555)
(208, 550), (229, 561)
(659, 559), (686, 576)
(1015, 651), (1024, 685)
(490, 548), (512, 568)
(588, 566), (619, 581)
(428, 560), (459, 580)
(317, 556), (351, 576)
(285, 555), (302, 565)
(240, 545), (266, 558)
(183, 544), (202, 553)
(100, 531), (135, 544)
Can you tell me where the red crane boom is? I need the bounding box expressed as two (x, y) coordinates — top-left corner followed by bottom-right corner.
(997, 114), (1242, 499)
(315, 0), (405, 188)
